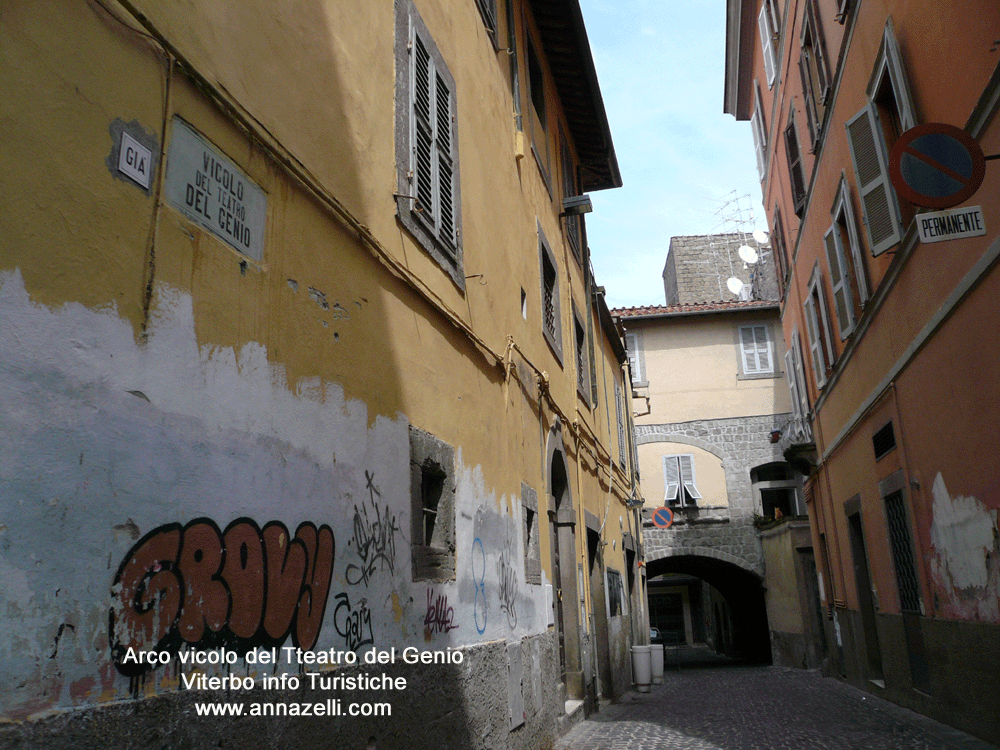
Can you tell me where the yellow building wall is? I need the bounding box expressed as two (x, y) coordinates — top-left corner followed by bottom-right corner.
(0, 0), (638, 722)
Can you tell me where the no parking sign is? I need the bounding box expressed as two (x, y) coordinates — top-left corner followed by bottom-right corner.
(651, 507), (674, 528)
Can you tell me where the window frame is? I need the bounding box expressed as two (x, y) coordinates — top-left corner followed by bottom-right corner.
(771, 205), (790, 299)
(614, 380), (628, 467)
(736, 322), (777, 379)
(573, 302), (590, 404)
(538, 224), (562, 363)
(804, 264), (836, 389)
(799, 0), (831, 151)
(474, 0), (499, 48)
(663, 454), (702, 507)
(825, 176), (869, 339)
(394, 0), (465, 288)
(624, 331), (646, 387)
(785, 107), (807, 215)
(561, 128), (583, 265)
(784, 328), (811, 420)
(409, 426), (457, 582)
(758, 3), (778, 89)
(845, 18), (916, 256)
(750, 81), (768, 182)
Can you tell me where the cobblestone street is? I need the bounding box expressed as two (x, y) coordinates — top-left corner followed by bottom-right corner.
(557, 656), (998, 750)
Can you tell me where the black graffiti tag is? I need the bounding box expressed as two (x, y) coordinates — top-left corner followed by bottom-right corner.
(345, 471), (401, 586)
(423, 589), (459, 637)
(333, 592), (374, 652)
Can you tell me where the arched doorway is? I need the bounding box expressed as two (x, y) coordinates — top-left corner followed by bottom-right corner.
(645, 553), (771, 663)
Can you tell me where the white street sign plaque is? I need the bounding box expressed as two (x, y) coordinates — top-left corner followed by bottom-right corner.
(164, 118), (267, 262)
(118, 131), (152, 189)
(916, 205), (986, 244)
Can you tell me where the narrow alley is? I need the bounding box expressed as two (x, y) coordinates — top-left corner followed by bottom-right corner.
(558, 651), (998, 750)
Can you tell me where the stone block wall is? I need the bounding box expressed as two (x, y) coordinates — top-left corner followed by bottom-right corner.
(637, 413), (791, 576)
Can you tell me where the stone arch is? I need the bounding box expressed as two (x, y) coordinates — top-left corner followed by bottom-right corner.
(635, 431), (729, 463)
(644, 544), (763, 579)
(644, 548), (771, 662)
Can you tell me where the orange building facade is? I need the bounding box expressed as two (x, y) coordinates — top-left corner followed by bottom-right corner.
(726, 0), (1000, 743)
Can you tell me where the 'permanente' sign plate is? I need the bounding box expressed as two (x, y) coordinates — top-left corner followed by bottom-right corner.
(916, 205), (986, 245)
(165, 118), (267, 262)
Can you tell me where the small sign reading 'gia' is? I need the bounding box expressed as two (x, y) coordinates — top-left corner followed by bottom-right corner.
(164, 118), (267, 262)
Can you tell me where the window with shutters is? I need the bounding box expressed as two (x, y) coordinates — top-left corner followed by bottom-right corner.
(527, 36), (551, 190)
(561, 131), (583, 264)
(474, 0), (498, 48)
(771, 206), (790, 299)
(614, 381), (628, 467)
(573, 304), (590, 403)
(799, 0), (831, 151)
(804, 264), (836, 388)
(824, 177), (869, 339)
(845, 18), (916, 256)
(785, 108), (807, 215)
(783, 329), (811, 420)
(538, 226), (562, 362)
(750, 81), (768, 182)
(394, 0), (464, 287)
(624, 331), (646, 386)
(663, 454), (702, 506)
(737, 323), (777, 379)
(758, 2), (778, 88)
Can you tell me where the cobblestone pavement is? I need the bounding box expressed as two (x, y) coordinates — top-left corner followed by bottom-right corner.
(557, 659), (998, 750)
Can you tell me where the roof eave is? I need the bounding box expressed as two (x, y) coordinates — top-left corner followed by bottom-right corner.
(530, 0), (623, 191)
(616, 303), (780, 322)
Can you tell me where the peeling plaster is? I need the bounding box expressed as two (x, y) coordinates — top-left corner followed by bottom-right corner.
(929, 472), (1000, 621)
(0, 268), (548, 717)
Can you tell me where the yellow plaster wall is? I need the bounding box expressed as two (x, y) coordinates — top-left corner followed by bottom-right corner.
(631, 313), (791, 427)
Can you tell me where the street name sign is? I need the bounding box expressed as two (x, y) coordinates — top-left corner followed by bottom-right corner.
(164, 118), (267, 262)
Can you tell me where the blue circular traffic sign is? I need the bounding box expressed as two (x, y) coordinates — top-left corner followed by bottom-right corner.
(889, 123), (985, 209)
(652, 507), (674, 528)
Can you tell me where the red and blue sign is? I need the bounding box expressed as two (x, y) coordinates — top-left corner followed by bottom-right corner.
(651, 507), (674, 528)
(889, 123), (985, 209)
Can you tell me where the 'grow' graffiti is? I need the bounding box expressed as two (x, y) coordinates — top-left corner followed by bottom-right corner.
(109, 518), (334, 676)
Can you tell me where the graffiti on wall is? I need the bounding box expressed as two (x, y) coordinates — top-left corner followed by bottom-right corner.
(496, 535), (519, 629)
(423, 589), (458, 638)
(345, 470), (402, 587)
(333, 592), (374, 652)
(109, 518), (334, 675)
(472, 538), (487, 634)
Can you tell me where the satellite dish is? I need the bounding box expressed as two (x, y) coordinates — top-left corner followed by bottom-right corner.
(752, 229), (770, 244)
(738, 245), (759, 264)
(726, 277), (744, 295)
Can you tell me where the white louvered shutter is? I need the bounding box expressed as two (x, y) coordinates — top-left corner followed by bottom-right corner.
(663, 456), (680, 503)
(758, 6), (776, 87)
(840, 184), (870, 305)
(791, 332), (810, 416)
(678, 455), (701, 503)
(751, 108), (766, 181)
(824, 226), (853, 337)
(845, 104), (902, 256)
(785, 347), (801, 419)
(804, 293), (826, 388)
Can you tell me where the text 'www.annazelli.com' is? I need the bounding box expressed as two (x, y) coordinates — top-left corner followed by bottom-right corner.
(194, 700), (392, 717)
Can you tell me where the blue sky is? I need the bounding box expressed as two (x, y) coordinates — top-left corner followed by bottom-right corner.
(579, 0), (767, 309)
